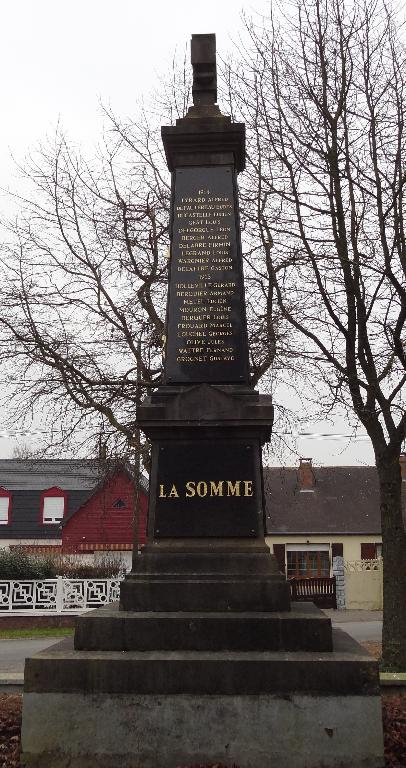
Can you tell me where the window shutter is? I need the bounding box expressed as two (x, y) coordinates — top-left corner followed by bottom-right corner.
(43, 496), (65, 523)
(0, 496), (9, 523)
(331, 543), (343, 558)
(273, 544), (286, 574)
(361, 543), (376, 559)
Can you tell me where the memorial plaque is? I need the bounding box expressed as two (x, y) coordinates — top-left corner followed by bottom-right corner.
(164, 166), (249, 384)
(153, 440), (260, 537)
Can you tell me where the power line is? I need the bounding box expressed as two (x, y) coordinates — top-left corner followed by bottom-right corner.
(0, 428), (372, 441)
(275, 431), (371, 441)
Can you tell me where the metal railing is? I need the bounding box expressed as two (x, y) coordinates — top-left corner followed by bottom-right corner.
(0, 577), (121, 612)
(289, 576), (337, 609)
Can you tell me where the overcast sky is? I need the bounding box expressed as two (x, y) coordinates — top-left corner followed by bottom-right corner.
(0, 0), (375, 465)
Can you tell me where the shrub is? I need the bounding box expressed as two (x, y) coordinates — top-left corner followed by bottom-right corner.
(0, 548), (125, 580)
(0, 548), (54, 580)
(53, 552), (125, 579)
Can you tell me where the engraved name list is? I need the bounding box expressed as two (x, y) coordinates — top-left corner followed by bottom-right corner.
(164, 166), (248, 383)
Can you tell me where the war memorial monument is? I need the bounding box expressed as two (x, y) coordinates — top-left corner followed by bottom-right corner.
(21, 33), (384, 768)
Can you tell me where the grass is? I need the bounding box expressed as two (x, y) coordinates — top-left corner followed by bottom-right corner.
(0, 627), (74, 639)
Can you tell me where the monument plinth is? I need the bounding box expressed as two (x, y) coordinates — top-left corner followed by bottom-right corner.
(21, 33), (384, 768)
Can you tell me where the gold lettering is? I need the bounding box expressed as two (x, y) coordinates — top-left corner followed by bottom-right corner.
(161, 479), (256, 497)
(210, 480), (224, 496)
(196, 481), (208, 497)
(227, 480), (241, 496)
(244, 480), (253, 497)
(185, 481), (196, 497)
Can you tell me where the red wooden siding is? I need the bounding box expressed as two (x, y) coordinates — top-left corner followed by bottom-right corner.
(10, 545), (62, 553)
(62, 471), (147, 553)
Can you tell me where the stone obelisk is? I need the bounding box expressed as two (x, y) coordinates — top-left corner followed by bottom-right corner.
(21, 34), (384, 768)
(119, 33), (290, 613)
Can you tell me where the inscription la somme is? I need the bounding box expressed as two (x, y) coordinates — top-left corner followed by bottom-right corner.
(159, 479), (254, 499)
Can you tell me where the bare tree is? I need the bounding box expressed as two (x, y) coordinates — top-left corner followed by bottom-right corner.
(12, 442), (37, 459)
(0, 53), (292, 462)
(0, 109), (172, 454)
(228, 0), (406, 667)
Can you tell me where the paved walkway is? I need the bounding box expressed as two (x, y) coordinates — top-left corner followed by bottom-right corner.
(323, 609), (382, 644)
(0, 637), (62, 675)
(323, 609), (382, 622)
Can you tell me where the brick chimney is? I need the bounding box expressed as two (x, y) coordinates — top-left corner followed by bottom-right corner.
(298, 458), (316, 492)
(400, 453), (406, 481)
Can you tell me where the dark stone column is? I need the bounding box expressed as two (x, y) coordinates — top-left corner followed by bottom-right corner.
(121, 33), (290, 612)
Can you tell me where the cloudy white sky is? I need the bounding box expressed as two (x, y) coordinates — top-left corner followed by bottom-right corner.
(0, 0), (375, 465)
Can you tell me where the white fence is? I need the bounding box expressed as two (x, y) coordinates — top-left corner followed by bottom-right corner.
(332, 557), (383, 610)
(0, 578), (121, 613)
(344, 558), (383, 610)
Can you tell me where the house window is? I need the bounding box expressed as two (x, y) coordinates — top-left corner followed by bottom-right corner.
(361, 542), (382, 559)
(41, 487), (66, 524)
(0, 488), (11, 525)
(113, 498), (126, 509)
(286, 547), (330, 577)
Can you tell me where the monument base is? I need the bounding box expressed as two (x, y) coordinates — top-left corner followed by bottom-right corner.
(21, 692), (383, 768)
(21, 622), (384, 768)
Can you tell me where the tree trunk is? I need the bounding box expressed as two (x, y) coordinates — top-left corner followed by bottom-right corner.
(378, 455), (406, 669)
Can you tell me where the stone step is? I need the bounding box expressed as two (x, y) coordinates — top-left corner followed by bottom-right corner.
(24, 628), (379, 696)
(120, 575), (290, 611)
(74, 602), (332, 652)
(130, 548), (281, 575)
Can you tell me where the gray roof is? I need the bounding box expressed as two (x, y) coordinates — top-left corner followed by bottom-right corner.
(264, 465), (381, 536)
(0, 459), (102, 491)
(0, 459), (149, 493)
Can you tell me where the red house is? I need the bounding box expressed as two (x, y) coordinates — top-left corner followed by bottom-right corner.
(62, 467), (148, 567)
(0, 460), (148, 569)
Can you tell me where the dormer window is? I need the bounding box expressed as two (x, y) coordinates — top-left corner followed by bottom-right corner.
(41, 487), (67, 524)
(0, 487), (11, 525)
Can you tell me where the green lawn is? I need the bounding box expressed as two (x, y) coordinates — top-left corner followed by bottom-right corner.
(0, 627), (74, 639)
